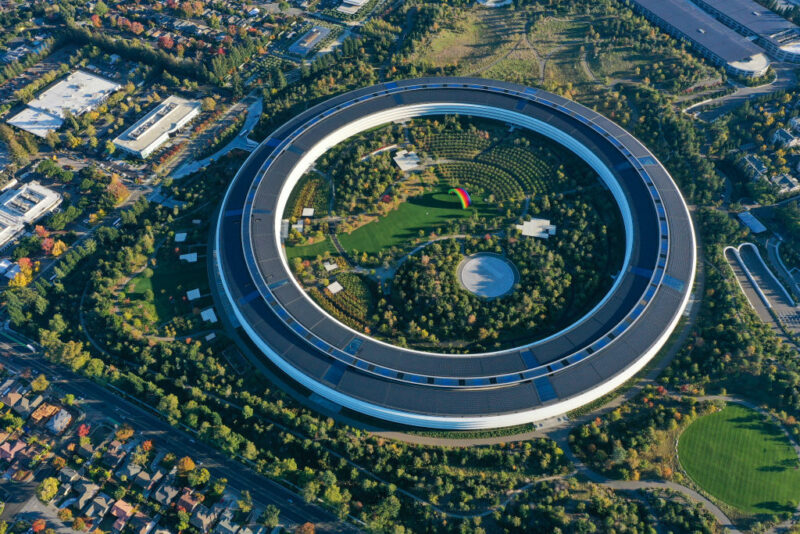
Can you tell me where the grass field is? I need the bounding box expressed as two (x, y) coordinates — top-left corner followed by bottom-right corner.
(127, 247), (211, 324)
(284, 235), (336, 262)
(337, 184), (495, 256)
(678, 404), (800, 517)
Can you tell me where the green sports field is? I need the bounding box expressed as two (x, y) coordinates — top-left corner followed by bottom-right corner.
(677, 404), (800, 516)
(337, 184), (496, 256)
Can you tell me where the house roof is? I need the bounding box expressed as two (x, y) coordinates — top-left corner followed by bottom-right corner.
(30, 402), (59, 422)
(112, 499), (135, 519)
(190, 504), (217, 532)
(154, 480), (180, 505)
(177, 491), (200, 512)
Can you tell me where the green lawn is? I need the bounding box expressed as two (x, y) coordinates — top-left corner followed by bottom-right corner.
(284, 235), (336, 262)
(678, 404), (800, 517)
(337, 184), (496, 256)
(128, 248), (210, 323)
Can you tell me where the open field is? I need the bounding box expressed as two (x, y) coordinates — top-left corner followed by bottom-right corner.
(125, 246), (211, 327)
(336, 183), (494, 256)
(285, 235), (337, 262)
(678, 404), (800, 517)
(412, 5), (720, 101)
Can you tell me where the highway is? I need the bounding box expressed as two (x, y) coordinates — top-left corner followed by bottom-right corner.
(0, 331), (360, 534)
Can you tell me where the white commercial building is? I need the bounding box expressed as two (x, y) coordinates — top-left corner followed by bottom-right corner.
(113, 96), (202, 159)
(0, 181), (62, 249)
(338, 0), (368, 15)
(7, 70), (121, 138)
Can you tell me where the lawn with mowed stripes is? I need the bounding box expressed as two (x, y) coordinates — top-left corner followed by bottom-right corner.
(678, 403), (800, 516)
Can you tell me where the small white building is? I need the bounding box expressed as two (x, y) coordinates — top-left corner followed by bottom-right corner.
(186, 288), (201, 301)
(201, 308), (217, 323)
(737, 211), (767, 233)
(179, 253), (198, 263)
(516, 218), (557, 239)
(393, 150), (421, 172)
(327, 281), (343, 294)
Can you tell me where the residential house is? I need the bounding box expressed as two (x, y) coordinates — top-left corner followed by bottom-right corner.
(111, 499), (135, 531)
(133, 468), (164, 493)
(84, 492), (114, 519)
(771, 173), (800, 193)
(176, 490), (201, 513)
(1, 392), (22, 409)
(58, 467), (80, 484)
(46, 409), (72, 434)
(30, 403), (59, 424)
(0, 440), (26, 462)
(213, 509), (238, 534)
(117, 460), (142, 481)
(12, 394), (42, 418)
(772, 128), (800, 147)
(78, 441), (94, 460)
(153, 477), (180, 506)
(190, 504), (218, 533)
(743, 154), (767, 179)
(0, 378), (16, 396)
(130, 512), (156, 534)
(103, 440), (127, 468)
(75, 482), (101, 510)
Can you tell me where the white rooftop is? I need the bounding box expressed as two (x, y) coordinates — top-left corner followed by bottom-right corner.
(201, 308), (217, 323)
(113, 96), (201, 158)
(393, 150), (421, 172)
(737, 211), (767, 233)
(8, 70), (120, 138)
(301, 208), (315, 217)
(516, 218), (557, 239)
(0, 182), (61, 250)
(175, 232), (187, 243)
(179, 252), (198, 263)
(186, 288), (201, 301)
(323, 261), (338, 272)
(327, 281), (343, 294)
(7, 107), (64, 138)
(26, 70), (121, 119)
(4, 264), (19, 280)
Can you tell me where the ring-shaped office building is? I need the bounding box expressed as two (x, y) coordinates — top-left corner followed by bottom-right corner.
(214, 77), (696, 429)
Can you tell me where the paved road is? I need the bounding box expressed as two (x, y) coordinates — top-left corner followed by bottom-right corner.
(725, 246), (775, 324)
(0, 332), (360, 534)
(686, 64), (797, 121)
(768, 237), (800, 298)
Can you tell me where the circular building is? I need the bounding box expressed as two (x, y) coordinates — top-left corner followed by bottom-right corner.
(457, 253), (519, 299)
(214, 77), (696, 429)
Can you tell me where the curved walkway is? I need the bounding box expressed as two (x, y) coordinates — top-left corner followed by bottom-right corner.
(684, 64), (797, 121)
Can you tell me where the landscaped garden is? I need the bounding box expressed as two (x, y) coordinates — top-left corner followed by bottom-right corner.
(282, 115), (625, 352)
(678, 403), (800, 519)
